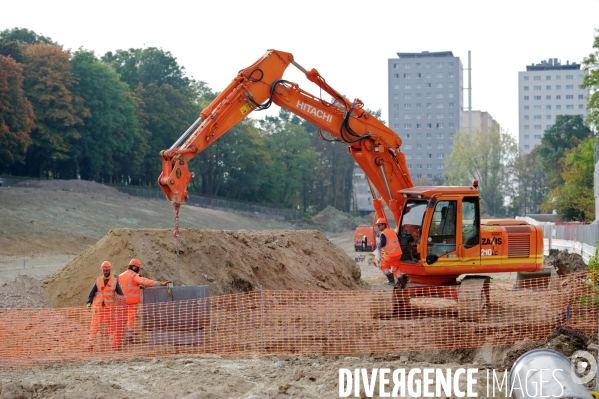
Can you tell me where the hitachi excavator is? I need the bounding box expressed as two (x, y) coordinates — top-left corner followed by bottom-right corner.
(158, 50), (545, 320)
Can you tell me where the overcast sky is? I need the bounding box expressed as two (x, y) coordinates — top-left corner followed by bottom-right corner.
(2, 0), (598, 139)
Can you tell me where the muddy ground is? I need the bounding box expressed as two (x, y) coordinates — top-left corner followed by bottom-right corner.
(0, 181), (593, 398)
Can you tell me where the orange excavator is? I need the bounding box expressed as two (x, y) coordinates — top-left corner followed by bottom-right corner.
(158, 50), (545, 319)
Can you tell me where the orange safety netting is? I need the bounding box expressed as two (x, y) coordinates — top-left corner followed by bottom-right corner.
(0, 271), (597, 369)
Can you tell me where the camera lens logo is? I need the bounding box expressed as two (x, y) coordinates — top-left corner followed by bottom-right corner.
(570, 350), (597, 384)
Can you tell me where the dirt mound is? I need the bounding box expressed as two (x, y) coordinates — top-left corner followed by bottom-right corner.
(43, 228), (366, 308)
(545, 249), (587, 275)
(309, 206), (366, 233)
(0, 275), (50, 308)
(14, 179), (128, 199)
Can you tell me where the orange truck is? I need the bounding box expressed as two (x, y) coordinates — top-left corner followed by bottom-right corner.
(354, 225), (375, 252)
(158, 50), (545, 319)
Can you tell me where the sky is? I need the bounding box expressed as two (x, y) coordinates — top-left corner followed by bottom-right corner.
(2, 0), (599, 140)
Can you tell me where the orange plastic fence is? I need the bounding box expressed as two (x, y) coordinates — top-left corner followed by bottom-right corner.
(0, 272), (596, 369)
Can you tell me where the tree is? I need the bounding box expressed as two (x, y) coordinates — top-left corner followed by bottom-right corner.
(583, 30), (599, 131)
(0, 28), (55, 45)
(68, 49), (140, 181)
(536, 115), (593, 190)
(0, 55), (34, 170)
(542, 137), (596, 221)
(445, 128), (518, 217)
(19, 44), (88, 177)
(102, 48), (192, 93)
(510, 148), (547, 216)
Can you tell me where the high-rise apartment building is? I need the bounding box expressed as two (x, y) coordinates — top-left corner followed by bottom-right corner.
(388, 51), (463, 184)
(463, 110), (500, 134)
(518, 59), (588, 154)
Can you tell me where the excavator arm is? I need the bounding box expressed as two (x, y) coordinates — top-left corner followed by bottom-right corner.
(159, 49), (414, 225)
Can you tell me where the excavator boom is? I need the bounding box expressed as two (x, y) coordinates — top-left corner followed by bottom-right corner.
(159, 49), (413, 225)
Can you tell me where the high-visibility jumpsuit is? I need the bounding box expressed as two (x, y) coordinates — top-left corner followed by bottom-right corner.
(380, 227), (403, 277)
(88, 276), (119, 348)
(118, 269), (161, 340)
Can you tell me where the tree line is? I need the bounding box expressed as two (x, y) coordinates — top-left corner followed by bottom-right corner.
(0, 28), (363, 215)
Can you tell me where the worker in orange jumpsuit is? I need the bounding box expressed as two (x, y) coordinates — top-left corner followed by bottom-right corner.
(118, 258), (168, 342)
(86, 261), (124, 350)
(376, 218), (407, 288)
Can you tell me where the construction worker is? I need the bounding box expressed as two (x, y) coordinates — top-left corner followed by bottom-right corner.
(376, 218), (407, 288)
(118, 258), (168, 342)
(86, 261), (124, 350)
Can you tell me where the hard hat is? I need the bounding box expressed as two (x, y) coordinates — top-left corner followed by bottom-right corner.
(100, 261), (111, 271)
(376, 218), (388, 225)
(129, 258), (141, 268)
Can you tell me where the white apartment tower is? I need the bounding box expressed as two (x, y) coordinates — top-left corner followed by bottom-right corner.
(518, 59), (588, 154)
(388, 51), (463, 184)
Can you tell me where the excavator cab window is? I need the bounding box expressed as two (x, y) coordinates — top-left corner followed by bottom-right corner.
(462, 196), (480, 248)
(398, 200), (427, 263)
(427, 200), (457, 257)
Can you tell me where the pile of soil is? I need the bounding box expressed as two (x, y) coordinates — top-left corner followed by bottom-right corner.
(43, 228), (366, 308)
(545, 249), (587, 275)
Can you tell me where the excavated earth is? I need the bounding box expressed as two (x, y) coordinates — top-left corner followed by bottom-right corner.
(44, 228), (366, 308)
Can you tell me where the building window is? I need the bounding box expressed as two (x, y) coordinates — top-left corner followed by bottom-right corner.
(524, 135), (530, 139)
(534, 115), (541, 120)
(534, 96), (541, 100)
(449, 133), (454, 139)
(546, 96), (551, 100)
(556, 75), (561, 80)
(406, 155), (412, 159)
(426, 133), (432, 138)
(393, 84), (400, 89)
(448, 82), (454, 88)
(426, 124), (432, 129)
(546, 125), (552, 129)
(579, 94), (584, 99)
(426, 164), (432, 169)
(404, 124), (411, 129)
(416, 83), (421, 89)
(417, 144), (422, 149)
(416, 63), (421, 67)
(394, 104), (400, 109)
(417, 164), (422, 169)
(416, 123), (422, 128)
(524, 76), (529, 81)
(448, 123), (454, 128)
(427, 153), (432, 159)
(404, 83), (411, 89)
(579, 104), (584, 109)
(546, 105), (551, 110)
(524, 86), (529, 91)
(524, 115), (530, 120)
(404, 93), (411, 99)
(403, 73), (411, 78)
(436, 72), (443, 78)
(404, 114), (411, 119)
(437, 153), (445, 159)
(556, 95), (561, 100)
(436, 83), (443, 88)
(393, 64), (398, 69)
(546, 115), (551, 119)
(448, 112), (454, 118)
(426, 93), (431, 98)
(426, 73), (432, 78)
(524, 105), (529, 110)
(534, 125), (541, 129)
(524, 96), (529, 100)
(416, 154), (422, 159)
(425, 62), (431, 68)
(566, 104), (574, 109)
(416, 73), (421, 78)
(534, 86), (541, 90)
(448, 93), (454, 98)
(525, 144), (530, 149)
(426, 103), (432, 108)
(436, 113), (444, 118)
(534, 105), (541, 110)
(524, 125), (530, 130)
(437, 164), (444, 169)
(393, 94), (399, 100)
(436, 93), (443, 98)
(448, 62), (453, 67)
(566, 94), (573, 99)
(436, 103), (444, 109)
(416, 93), (422, 98)
(566, 85), (573, 90)
(404, 104), (412, 109)
(436, 123), (444, 128)
(534, 76), (541, 81)
(437, 143), (444, 149)
(556, 85), (561, 90)
(404, 63), (411, 68)
(448, 72), (454, 77)
(426, 113), (432, 119)
(566, 75), (573, 80)
(534, 135), (541, 139)
(393, 114), (399, 119)
(556, 105), (561, 110)
(546, 86), (551, 90)
(436, 62), (443, 67)
(417, 134), (422, 139)
(546, 76), (551, 80)
(426, 83), (432, 88)
(448, 102), (454, 108)
(437, 133), (444, 138)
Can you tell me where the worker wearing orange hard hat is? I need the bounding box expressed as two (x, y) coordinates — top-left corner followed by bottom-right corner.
(86, 261), (124, 350)
(376, 218), (406, 288)
(118, 258), (169, 343)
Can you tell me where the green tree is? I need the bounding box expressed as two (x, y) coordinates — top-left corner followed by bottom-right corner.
(0, 27), (55, 45)
(445, 128), (518, 217)
(20, 44), (88, 177)
(583, 30), (599, 131)
(536, 114), (592, 190)
(510, 148), (547, 215)
(0, 55), (34, 170)
(67, 49), (140, 181)
(542, 137), (596, 221)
